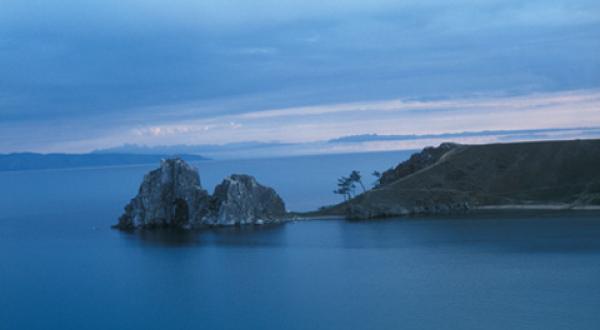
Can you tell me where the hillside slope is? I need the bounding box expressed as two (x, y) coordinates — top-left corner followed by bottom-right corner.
(323, 139), (600, 219)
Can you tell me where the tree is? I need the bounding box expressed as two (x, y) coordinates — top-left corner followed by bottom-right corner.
(372, 171), (381, 186)
(349, 170), (366, 192)
(334, 171), (367, 201)
(334, 176), (353, 201)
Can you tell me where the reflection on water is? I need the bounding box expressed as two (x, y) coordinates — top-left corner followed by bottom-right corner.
(2, 153), (600, 330)
(2, 210), (600, 330)
(116, 211), (600, 254)
(339, 211), (600, 253)
(119, 223), (288, 247)
(118, 228), (202, 247)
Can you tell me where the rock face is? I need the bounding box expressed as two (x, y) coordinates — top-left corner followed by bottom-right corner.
(207, 174), (286, 226)
(116, 159), (286, 229)
(116, 159), (210, 229)
(344, 189), (472, 219)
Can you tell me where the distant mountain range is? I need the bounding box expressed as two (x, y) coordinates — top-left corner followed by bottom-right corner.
(327, 127), (600, 143)
(93, 126), (600, 159)
(94, 141), (296, 157)
(0, 153), (207, 172)
(4, 127), (600, 171)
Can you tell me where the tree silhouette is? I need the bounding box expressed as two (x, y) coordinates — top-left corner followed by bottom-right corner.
(372, 170), (381, 186)
(333, 176), (353, 201)
(334, 171), (367, 201)
(350, 170), (366, 192)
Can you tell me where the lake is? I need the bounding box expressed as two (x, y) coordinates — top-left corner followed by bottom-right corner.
(1, 151), (600, 330)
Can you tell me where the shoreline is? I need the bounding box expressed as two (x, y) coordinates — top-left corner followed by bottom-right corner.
(475, 204), (600, 211)
(295, 204), (600, 222)
(255, 206), (600, 223)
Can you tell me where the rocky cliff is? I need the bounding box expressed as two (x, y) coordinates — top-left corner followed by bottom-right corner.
(322, 139), (600, 219)
(115, 159), (286, 229)
(207, 174), (287, 226)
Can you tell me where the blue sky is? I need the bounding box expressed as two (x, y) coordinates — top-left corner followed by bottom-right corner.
(1, 0), (599, 153)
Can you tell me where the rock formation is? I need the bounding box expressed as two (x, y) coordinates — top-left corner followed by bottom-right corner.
(207, 174), (286, 226)
(115, 158), (286, 230)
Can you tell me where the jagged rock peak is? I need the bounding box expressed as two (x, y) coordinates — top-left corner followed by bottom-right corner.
(208, 174), (287, 226)
(115, 159), (287, 230)
(115, 158), (210, 229)
(158, 158), (203, 188)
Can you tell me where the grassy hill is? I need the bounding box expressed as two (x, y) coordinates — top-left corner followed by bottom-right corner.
(320, 139), (600, 219)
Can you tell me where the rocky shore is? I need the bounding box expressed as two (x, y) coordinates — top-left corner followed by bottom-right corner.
(317, 139), (600, 219)
(116, 139), (600, 227)
(115, 158), (286, 230)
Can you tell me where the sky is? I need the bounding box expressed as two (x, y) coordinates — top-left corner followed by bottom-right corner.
(1, 0), (599, 153)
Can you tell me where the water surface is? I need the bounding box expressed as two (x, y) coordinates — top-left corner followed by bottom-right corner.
(1, 152), (599, 330)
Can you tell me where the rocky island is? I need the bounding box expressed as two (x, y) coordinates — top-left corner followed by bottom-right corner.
(319, 139), (600, 219)
(115, 158), (286, 230)
(116, 139), (600, 229)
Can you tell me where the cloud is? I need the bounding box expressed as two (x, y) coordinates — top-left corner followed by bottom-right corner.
(236, 47), (278, 55)
(3, 84), (600, 153)
(1, 0), (599, 152)
(133, 126), (192, 137)
(237, 89), (600, 120)
(301, 34), (320, 43)
(93, 126), (600, 159)
(7, 88), (595, 153)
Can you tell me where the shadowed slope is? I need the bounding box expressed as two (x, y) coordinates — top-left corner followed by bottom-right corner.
(320, 139), (600, 219)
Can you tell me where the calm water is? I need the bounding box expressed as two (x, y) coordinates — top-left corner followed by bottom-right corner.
(1, 151), (600, 330)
